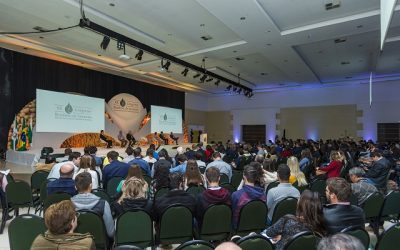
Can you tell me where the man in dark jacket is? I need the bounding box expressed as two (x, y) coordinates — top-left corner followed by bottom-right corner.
(103, 151), (130, 185)
(323, 177), (365, 234)
(364, 151), (391, 191)
(47, 163), (77, 196)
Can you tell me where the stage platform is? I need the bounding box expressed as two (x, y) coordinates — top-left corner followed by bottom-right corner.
(5, 143), (192, 175)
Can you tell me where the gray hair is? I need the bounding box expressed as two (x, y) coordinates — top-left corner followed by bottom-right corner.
(348, 167), (365, 177)
(317, 233), (364, 250)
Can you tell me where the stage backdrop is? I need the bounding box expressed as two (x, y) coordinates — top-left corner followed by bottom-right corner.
(0, 48), (185, 150)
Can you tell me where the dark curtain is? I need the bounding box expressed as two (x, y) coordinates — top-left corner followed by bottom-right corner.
(0, 48), (185, 150)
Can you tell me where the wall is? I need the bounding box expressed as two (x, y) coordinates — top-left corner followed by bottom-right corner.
(205, 111), (232, 143)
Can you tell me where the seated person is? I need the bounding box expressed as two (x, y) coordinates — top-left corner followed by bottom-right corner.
(71, 172), (114, 238)
(323, 177), (365, 234)
(100, 130), (112, 148)
(35, 155), (57, 172)
(364, 151), (391, 191)
(170, 132), (179, 145)
(316, 150), (343, 178)
(349, 167), (377, 206)
(317, 233), (364, 250)
(47, 152), (80, 179)
(103, 151), (131, 185)
(159, 131), (169, 145)
(126, 130), (136, 147)
(169, 154), (188, 174)
(31, 200), (95, 250)
(117, 130), (127, 147)
(47, 163), (77, 196)
(127, 148), (151, 176)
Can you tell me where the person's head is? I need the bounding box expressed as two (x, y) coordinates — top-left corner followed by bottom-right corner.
(169, 172), (184, 190)
(126, 164), (143, 181)
(59, 163), (75, 179)
(185, 159), (203, 185)
(125, 147), (134, 156)
(74, 172), (92, 193)
(212, 152), (221, 160)
(329, 150), (342, 161)
(119, 177), (148, 202)
(277, 164), (291, 182)
(287, 156), (300, 176)
(215, 242), (242, 250)
(149, 144), (156, 150)
(263, 158), (277, 172)
(133, 147), (142, 157)
(370, 150), (382, 161)
(177, 146), (184, 155)
(45, 200), (78, 235)
(326, 177), (351, 203)
(195, 152), (203, 161)
(317, 233), (364, 250)
(301, 148), (312, 159)
(68, 152), (81, 166)
(100, 130), (104, 134)
(205, 167), (220, 185)
(107, 150), (119, 162)
(296, 190), (325, 234)
(88, 146), (97, 155)
(176, 154), (187, 164)
(83, 146), (90, 155)
(243, 163), (264, 186)
(79, 155), (93, 170)
(158, 150), (166, 159)
(146, 148), (154, 158)
(348, 167), (365, 183)
(45, 155), (56, 164)
(154, 166), (170, 189)
(64, 148), (73, 157)
(255, 154), (264, 164)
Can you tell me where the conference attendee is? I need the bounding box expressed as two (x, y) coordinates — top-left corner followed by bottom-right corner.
(148, 143), (159, 159)
(323, 177), (365, 234)
(231, 164), (267, 229)
(196, 167), (231, 223)
(35, 155), (57, 172)
(170, 132), (179, 145)
(47, 152), (80, 179)
(153, 173), (196, 221)
(206, 152), (232, 181)
(113, 177), (152, 217)
(143, 148), (157, 166)
(317, 233), (364, 250)
(266, 164), (300, 224)
(126, 130), (136, 147)
(74, 155), (99, 189)
(215, 242), (241, 250)
(103, 151), (131, 185)
(184, 159), (205, 189)
(205, 145), (214, 163)
(100, 130), (112, 148)
(262, 190), (326, 250)
(127, 147), (151, 176)
(349, 167), (377, 206)
(88, 146), (102, 167)
(117, 130), (127, 147)
(287, 156), (308, 187)
(364, 150), (391, 191)
(299, 148), (312, 171)
(31, 200), (95, 250)
(151, 150), (172, 177)
(237, 159), (278, 191)
(195, 152), (206, 171)
(47, 163), (77, 196)
(71, 172), (114, 238)
(116, 165), (145, 193)
(316, 150), (343, 178)
(159, 131), (168, 145)
(123, 146), (135, 163)
(149, 165), (170, 199)
(169, 154), (187, 174)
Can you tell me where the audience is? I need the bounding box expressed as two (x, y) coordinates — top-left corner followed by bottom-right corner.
(47, 163), (77, 196)
(31, 200), (95, 249)
(317, 233), (364, 250)
(349, 167), (377, 206)
(127, 147), (151, 176)
(149, 165), (170, 199)
(287, 156), (308, 187)
(74, 155), (99, 189)
(364, 150), (391, 192)
(103, 151), (131, 185)
(47, 152), (80, 179)
(184, 159), (205, 189)
(170, 154), (188, 174)
(122, 147), (135, 163)
(35, 155), (57, 172)
(206, 152), (233, 182)
(151, 150), (172, 177)
(316, 151), (343, 178)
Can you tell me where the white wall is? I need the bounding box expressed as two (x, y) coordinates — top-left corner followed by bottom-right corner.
(185, 80), (400, 141)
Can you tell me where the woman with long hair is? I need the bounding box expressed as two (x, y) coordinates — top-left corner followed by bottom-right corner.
(262, 190), (326, 249)
(287, 156), (308, 187)
(149, 165), (170, 199)
(74, 155), (99, 189)
(316, 150), (343, 178)
(184, 159), (205, 189)
(116, 164), (144, 193)
(299, 148), (312, 171)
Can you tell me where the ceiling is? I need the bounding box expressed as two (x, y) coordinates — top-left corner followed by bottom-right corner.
(0, 0), (400, 95)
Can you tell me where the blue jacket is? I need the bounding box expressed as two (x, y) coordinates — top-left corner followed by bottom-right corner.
(103, 160), (131, 184)
(170, 162), (187, 174)
(127, 158), (151, 176)
(47, 178), (77, 196)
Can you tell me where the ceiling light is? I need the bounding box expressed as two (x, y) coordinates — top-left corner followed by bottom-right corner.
(135, 49), (144, 60)
(100, 36), (110, 50)
(334, 38), (347, 44)
(215, 80), (220, 86)
(181, 68), (189, 77)
(118, 42), (130, 60)
(206, 77), (213, 82)
(200, 74), (207, 83)
(226, 85), (232, 91)
(325, 1), (341, 10)
(161, 58), (171, 71)
(193, 73), (201, 78)
(117, 40), (125, 50)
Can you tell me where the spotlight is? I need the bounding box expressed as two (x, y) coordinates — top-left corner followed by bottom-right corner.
(215, 79), (220, 86)
(117, 40), (125, 50)
(135, 49), (143, 60)
(200, 74), (207, 83)
(100, 36), (110, 50)
(226, 85), (232, 91)
(193, 73), (201, 78)
(206, 77), (213, 82)
(164, 61), (171, 71)
(181, 68), (189, 77)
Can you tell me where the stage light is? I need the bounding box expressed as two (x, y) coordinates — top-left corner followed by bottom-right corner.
(215, 79), (220, 86)
(117, 40), (125, 50)
(135, 49), (143, 60)
(226, 85), (232, 90)
(206, 77), (213, 82)
(181, 68), (189, 76)
(160, 58), (171, 71)
(200, 74), (207, 83)
(193, 73), (201, 78)
(100, 36), (110, 50)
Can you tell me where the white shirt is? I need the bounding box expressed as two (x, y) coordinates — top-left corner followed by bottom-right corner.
(74, 169), (99, 189)
(47, 161), (78, 179)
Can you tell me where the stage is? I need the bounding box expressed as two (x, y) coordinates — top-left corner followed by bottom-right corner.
(5, 143), (192, 174)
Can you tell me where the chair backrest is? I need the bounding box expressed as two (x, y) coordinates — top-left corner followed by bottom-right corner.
(115, 210), (153, 248)
(220, 174), (229, 184)
(200, 204), (232, 241)
(231, 170), (243, 189)
(39, 180), (50, 203)
(143, 175), (152, 187)
(31, 170), (49, 191)
(154, 187), (170, 199)
(310, 179), (326, 198)
(236, 200), (267, 236)
(186, 185), (205, 197)
(363, 192), (384, 220)
(8, 214), (46, 250)
(76, 209), (109, 249)
(271, 197), (298, 224)
(114, 245), (143, 250)
(284, 231), (320, 250)
(265, 181), (279, 195)
(341, 226), (370, 250)
(5, 180), (33, 208)
(43, 192), (71, 213)
(106, 176), (124, 199)
(175, 240), (214, 250)
(379, 190), (400, 222)
(158, 205), (194, 245)
(92, 189), (111, 203)
(375, 223), (400, 250)
(237, 234), (274, 250)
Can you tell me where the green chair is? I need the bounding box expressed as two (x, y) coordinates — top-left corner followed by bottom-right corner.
(237, 233), (274, 250)
(310, 179), (326, 200)
(31, 170), (49, 200)
(378, 190), (400, 223)
(283, 231), (320, 250)
(220, 174), (229, 184)
(157, 205), (194, 245)
(363, 191), (384, 236)
(236, 200), (267, 236)
(199, 204), (231, 241)
(271, 197), (298, 224)
(186, 185), (205, 197)
(8, 214), (46, 250)
(43, 192), (71, 214)
(176, 240), (214, 250)
(76, 209), (109, 249)
(106, 176), (124, 199)
(114, 245), (143, 250)
(375, 223), (400, 250)
(154, 187), (170, 199)
(92, 189), (111, 203)
(265, 181), (279, 195)
(231, 170), (243, 189)
(220, 183), (235, 194)
(292, 181), (308, 194)
(36, 180), (50, 215)
(341, 226), (370, 250)
(115, 210), (153, 248)
(143, 175), (152, 187)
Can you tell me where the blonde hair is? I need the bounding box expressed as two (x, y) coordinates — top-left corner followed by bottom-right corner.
(118, 177), (148, 203)
(330, 151), (342, 162)
(287, 156), (308, 187)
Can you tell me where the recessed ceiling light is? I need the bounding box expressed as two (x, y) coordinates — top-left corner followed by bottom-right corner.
(325, 1), (341, 10)
(240, 17), (246, 20)
(235, 57), (245, 61)
(228, 65), (232, 68)
(261, 73), (268, 76)
(39, 36), (44, 39)
(233, 50), (237, 53)
(201, 35), (213, 41)
(341, 61), (350, 65)
(356, 25), (363, 29)
(97, 54), (101, 57)
(109, 3), (115, 7)
(200, 24), (205, 27)
(267, 30), (271, 33)
(266, 43), (272, 46)
(334, 38), (347, 43)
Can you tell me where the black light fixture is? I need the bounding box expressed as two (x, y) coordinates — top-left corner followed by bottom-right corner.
(117, 40), (125, 50)
(206, 77), (213, 82)
(233, 86), (237, 92)
(237, 88), (242, 94)
(226, 85), (232, 90)
(161, 58), (171, 71)
(100, 36), (110, 50)
(193, 73), (201, 78)
(200, 74), (207, 83)
(215, 79), (220, 86)
(181, 68), (189, 76)
(135, 49), (144, 60)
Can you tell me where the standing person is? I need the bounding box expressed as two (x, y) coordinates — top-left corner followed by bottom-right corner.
(100, 130), (112, 148)
(118, 130), (127, 147)
(126, 130), (136, 147)
(31, 200), (95, 250)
